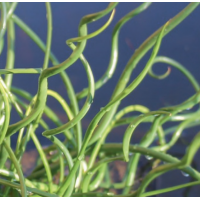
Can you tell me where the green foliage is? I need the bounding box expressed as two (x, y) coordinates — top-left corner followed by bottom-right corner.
(0, 2), (200, 197)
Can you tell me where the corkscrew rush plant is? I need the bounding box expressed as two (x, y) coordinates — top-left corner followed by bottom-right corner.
(0, 2), (200, 197)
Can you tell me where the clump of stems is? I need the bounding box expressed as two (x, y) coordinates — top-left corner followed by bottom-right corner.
(0, 2), (200, 197)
